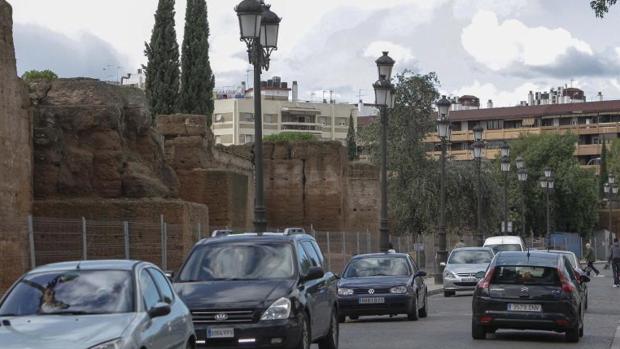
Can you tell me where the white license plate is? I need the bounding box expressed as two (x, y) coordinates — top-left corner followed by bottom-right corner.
(207, 327), (235, 339)
(462, 277), (478, 282)
(508, 303), (542, 312)
(359, 297), (385, 304)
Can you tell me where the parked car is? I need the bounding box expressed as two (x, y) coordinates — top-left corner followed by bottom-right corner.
(173, 232), (339, 349)
(548, 249), (589, 310)
(0, 260), (195, 349)
(337, 252), (428, 322)
(472, 251), (589, 342)
(441, 247), (494, 297)
(483, 236), (525, 253)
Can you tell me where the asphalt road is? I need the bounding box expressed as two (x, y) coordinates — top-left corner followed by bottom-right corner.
(336, 267), (620, 349)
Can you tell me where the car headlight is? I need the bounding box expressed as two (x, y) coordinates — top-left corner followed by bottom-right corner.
(338, 288), (354, 296)
(390, 286), (408, 294)
(89, 338), (123, 349)
(444, 270), (457, 279)
(261, 297), (291, 321)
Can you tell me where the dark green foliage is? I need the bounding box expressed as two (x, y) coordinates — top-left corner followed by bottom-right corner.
(346, 113), (357, 161)
(591, 0), (617, 17)
(178, 0), (215, 124)
(22, 69), (58, 81)
(144, 0), (180, 117)
(263, 132), (315, 142)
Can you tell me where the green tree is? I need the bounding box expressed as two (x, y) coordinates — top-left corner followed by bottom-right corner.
(178, 0), (215, 123)
(21, 69), (58, 81)
(607, 138), (620, 179)
(591, 0), (617, 17)
(263, 132), (315, 142)
(144, 0), (180, 117)
(346, 113), (357, 160)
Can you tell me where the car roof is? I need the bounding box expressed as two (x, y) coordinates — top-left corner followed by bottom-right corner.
(494, 251), (561, 267)
(196, 232), (315, 245)
(484, 236), (523, 245)
(451, 247), (494, 252)
(29, 260), (144, 274)
(350, 252), (411, 259)
(547, 249), (576, 256)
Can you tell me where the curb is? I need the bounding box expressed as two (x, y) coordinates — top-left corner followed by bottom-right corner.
(428, 288), (443, 296)
(612, 323), (620, 349)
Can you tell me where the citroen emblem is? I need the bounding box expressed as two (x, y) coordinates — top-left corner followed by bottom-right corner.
(214, 313), (228, 321)
(368, 289), (375, 295)
(520, 287), (529, 293)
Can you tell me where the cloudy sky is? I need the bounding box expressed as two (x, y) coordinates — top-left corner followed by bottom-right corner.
(10, 0), (620, 107)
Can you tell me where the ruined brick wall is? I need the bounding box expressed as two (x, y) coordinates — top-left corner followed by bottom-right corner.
(344, 162), (380, 233)
(0, 0), (33, 292)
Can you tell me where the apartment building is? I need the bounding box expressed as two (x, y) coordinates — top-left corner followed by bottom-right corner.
(427, 87), (620, 170)
(213, 77), (362, 146)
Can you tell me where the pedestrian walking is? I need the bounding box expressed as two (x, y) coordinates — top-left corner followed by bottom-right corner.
(609, 238), (620, 287)
(583, 242), (600, 276)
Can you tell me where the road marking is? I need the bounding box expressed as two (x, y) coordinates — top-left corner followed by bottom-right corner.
(612, 322), (620, 349)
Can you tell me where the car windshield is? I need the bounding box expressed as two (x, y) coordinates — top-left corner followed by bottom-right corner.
(487, 244), (522, 253)
(491, 265), (560, 286)
(178, 243), (295, 281)
(0, 270), (134, 316)
(448, 250), (493, 264)
(343, 257), (410, 278)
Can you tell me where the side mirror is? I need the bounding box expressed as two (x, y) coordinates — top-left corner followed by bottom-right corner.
(439, 262), (446, 267)
(304, 267), (325, 281)
(414, 271), (427, 278)
(148, 302), (171, 319)
(165, 271), (175, 281)
(580, 274), (591, 283)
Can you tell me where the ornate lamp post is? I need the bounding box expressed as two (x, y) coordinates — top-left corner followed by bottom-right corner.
(373, 51), (396, 252)
(435, 95), (452, 283)
(517, 162), (528, 240)
(539, 168), (554, 245)
(500, 143), (511, 234)
(235, 0), (281, 233)
(604, 175), (618, 244)
(472, 125), (485, 246)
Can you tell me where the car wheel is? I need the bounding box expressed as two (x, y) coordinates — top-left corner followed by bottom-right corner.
(566, 325), (580, 343)
(318, 311), (339, 349)
(407, 296), (419, 321)
(186, 339), (195, 349)
(444, 290), (455, 297)
(338, 313), (346, 323)
(418, 292), (428, 318)
(298, 313), (311, 349)
(472, 320), (486, 340)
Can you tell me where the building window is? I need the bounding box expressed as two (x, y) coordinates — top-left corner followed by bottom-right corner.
(485, 120), (501, 130)
(264, 114), (278, 123)
(541, 118), (554, 127)
(240, 113), (254, 122)
(240, 134), (254, 144)
(214, 114), (224, 122)
(215, 135), (222, 144)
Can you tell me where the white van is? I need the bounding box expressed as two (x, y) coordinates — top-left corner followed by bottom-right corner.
(483, 235), (525, 253)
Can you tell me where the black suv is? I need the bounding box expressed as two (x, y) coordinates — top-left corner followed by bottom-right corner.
(173, 233), (339, 349)
(472, 251), (589, 342)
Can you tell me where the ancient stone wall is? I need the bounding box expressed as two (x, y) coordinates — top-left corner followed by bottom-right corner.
(0, 0), (33, 292)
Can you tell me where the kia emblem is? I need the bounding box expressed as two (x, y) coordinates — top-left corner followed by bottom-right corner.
(368, 289), (375, 295)
(214, 313), (228, 321)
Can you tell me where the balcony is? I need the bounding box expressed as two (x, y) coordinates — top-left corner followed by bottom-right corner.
(425, 127), (541, 143)
(575, 144), (602, 156)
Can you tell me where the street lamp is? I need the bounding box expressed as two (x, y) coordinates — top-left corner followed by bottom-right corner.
(500, 151), (511, 234)
(604, 179), (618, 245)
(435, 95), (452, 284)
(235, 0), (281, 233)
(516, 156), (525, 170)
(539, 172), (554, 245)
(472, 137), (485, 246)
(517, 167), (528, 240)
(373, 52), (396, 252)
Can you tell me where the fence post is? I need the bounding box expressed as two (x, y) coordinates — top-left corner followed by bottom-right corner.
(27, 215), (35, 269)
(342, 231), (346, 257)
(160, 215), (166, 270)
(197, 222), (202, 241)
(397, 237), (402, 252)
(81, 217), (87, 260)
(356, 232), (360, 254)
(326, 232), (331, 271)
(367, 232), (371, 253)
(123, 221), (130, 259)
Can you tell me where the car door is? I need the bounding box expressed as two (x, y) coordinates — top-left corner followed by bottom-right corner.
(139, 269), (171, 349)
(301, 240), (331, 336)
(148, 267), (188, 349)
(409, 256), (425, 307)
(296, 241), (323, 340)
(562, 257), (585, 314)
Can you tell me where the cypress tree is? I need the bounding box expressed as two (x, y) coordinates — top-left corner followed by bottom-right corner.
(346, 113), (357, 161)
(178, 0), (215, 124)
(144, 0), (180, 117)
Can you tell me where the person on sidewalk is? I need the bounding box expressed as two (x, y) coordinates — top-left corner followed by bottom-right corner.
(584, 242), (600, 276)
(609, 239), (620, 287)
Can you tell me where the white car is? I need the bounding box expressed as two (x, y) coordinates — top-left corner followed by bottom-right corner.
(483, 235), (525, 253)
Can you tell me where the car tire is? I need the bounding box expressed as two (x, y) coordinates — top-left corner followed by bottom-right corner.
(566, 325), (580, 343)
(472, 320), (486, 340)
(349, 315), (359, 320)
(298, 313), (311, 349)
(338, 314), (346, 323)
(407, 297), (419, 321)
(318, 311), (339, 349)
(418, 291), (428, 318)
(186, 339), (195, 349)
(444, 290), (455, 297)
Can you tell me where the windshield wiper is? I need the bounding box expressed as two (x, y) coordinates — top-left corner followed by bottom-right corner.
(40, 311), (97, 316)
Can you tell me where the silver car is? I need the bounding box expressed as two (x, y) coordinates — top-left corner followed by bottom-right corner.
(442, 247), (494, 297)
(0, 260), (195, 349)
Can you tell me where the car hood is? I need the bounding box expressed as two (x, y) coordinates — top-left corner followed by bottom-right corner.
(338, 276), (411, 288)
(174, 279), (295, 309)
(445, 263), (489, 274)
(0, 313), (136, 349)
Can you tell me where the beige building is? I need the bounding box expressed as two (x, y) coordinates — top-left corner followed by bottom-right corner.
(213, 77), (361, 146)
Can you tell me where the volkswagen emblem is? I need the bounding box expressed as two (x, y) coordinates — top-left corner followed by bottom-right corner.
(214, 313), (228, 321)
(368, 289), (375, 295)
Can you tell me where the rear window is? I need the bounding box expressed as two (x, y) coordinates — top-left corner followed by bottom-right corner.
(486, 244), (522, 253)
(492, 266), (560, 286)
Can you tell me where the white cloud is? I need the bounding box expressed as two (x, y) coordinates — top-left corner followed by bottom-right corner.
(461, 11), (593, 71)
(364, 41), (415, 64)
(452, 0), (537, 20)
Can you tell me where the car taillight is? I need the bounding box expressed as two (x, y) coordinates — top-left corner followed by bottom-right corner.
(478, 267), (495, 290)
(557, 268), (575, 293)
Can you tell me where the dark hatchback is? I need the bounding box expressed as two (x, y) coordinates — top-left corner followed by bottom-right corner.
(173, 233), (339, 349)
(472, 251), (589, 342)
(337, 253), (428, 322)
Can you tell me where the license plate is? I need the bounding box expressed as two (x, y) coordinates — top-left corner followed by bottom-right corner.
(207, 327), (235, 339)
(508, 303), (542, 312)
(359, 297), (385, 304)
(462, 277), (478, 282)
